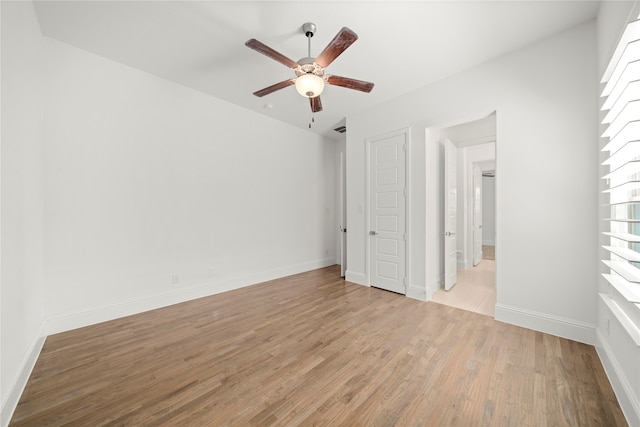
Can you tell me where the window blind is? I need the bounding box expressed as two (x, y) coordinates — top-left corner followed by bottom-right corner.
(601, 18), (640, 305)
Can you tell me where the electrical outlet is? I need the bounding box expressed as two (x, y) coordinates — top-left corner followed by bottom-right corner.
(172, 274), (180, 285)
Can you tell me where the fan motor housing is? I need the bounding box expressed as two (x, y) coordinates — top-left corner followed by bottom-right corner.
(295, 57), (324, 77)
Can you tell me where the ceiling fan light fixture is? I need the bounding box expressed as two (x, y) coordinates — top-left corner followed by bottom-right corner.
(295, 73), (324, 98)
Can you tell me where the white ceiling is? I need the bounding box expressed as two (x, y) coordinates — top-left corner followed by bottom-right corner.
(32, 1), (601, 139)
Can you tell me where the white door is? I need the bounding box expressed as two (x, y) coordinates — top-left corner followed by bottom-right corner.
(369, 132), (406, 294)
(473, 164), (483, 266)
(339, 152), (347, 277)
(444, 139), (457, 290)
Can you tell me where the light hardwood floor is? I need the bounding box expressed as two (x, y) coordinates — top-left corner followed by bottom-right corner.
(482, 244), (495, 260)
(11, 266), (626, 426)
(432, 259), (496, 317)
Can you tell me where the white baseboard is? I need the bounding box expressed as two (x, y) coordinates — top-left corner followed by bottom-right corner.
(345, 270), (368, 286)
(47, 257), (336, 335)
(482, 240), (495, 246)
(425, 278), (442, 301)
(407, 283), (427, 301)
(1, 321), (47, 427)
(494, 303), (595, 345)
(595, 329), (639, 427)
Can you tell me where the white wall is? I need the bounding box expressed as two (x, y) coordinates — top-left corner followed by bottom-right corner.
(595, 1), (640, 425)
(482, 175), (495, 246)
(347, 21), (598, 342)
(1, 2), (47, 423)
(42, 38), (337, 330)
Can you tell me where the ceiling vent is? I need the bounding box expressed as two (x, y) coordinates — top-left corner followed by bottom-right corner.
(334, 125), (347, 133)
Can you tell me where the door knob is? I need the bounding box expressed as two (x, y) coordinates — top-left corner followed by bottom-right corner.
(369, 230), (378, 235)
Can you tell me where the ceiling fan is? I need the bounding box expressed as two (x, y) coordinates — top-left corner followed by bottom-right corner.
(245, 22), (374, 113)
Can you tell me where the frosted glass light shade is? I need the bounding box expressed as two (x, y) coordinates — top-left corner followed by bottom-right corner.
(295, 74), (324, 97)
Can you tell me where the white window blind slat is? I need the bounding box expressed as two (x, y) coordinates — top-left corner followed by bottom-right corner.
(602, 159), (640, 181)
(602, 273), (640, 303)
(602, 260), (640, 284)
(602, 78), (640, 122)
(603, 180), (640, 193)
(603, 232), (640, 243)
(606, 218), (640, 224)
(601, 121), (640, 154)
(602, 66), (640, 113)
(601, 140), (640, 168)
(604, 246), (640, 262)
(602, 100), (640, 139)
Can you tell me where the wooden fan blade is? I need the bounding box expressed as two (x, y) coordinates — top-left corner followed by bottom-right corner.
(253, 79), (296, 97)
(326, 75), (374, 93)
(310, 96), (323, 113)
(245, 39), (298, 69)
(315, 27), (358, 68)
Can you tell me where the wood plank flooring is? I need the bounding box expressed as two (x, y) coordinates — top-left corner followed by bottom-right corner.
(10, 265), (626, 426)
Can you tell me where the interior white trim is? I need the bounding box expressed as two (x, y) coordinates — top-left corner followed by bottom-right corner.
(407, 283), (427, 301)
(405, 129), (413, 297)
(1, 321), (47, 427)
(425, 278), (442, 302)
(494, 303), (595, 345)
(345, 271), (368, 286)
(47, 257), (335, 335)
(596, 328), (640, 427)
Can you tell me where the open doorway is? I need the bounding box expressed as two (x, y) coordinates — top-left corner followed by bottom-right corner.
(431, 113), (496, 317)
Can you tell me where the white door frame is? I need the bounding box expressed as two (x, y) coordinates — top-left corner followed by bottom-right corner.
(339, 151), (346, 277)
(365, 127), (410, 292)
(472, 163), (483, 266)
(444, 139), (458, 290)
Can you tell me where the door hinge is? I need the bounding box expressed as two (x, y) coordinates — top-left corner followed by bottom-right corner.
(403, 188), (407, 197)
(403, 233), (407, 241)
(402, 144), (407, 151)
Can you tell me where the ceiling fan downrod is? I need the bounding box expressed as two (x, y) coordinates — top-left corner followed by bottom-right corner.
(302, 22), (316, 59)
